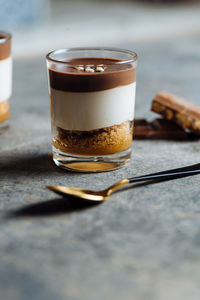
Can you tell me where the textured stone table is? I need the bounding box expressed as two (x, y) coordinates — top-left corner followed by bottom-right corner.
(1, 35), (200, 300)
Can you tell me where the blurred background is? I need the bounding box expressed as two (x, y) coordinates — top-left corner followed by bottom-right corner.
(0, 0), (200, 59)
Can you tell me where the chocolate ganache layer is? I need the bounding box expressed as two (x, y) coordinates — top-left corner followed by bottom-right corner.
(0, 33), (11, 60)
(49, 58), (136, 92)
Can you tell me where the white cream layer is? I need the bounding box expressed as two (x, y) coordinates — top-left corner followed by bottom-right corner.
(50, 82), (136, 131)
(0, 57), (12, 103)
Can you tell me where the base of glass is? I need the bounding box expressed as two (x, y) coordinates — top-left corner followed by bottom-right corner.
(0, 119), (9, 133)
(52, 146), (131, 173)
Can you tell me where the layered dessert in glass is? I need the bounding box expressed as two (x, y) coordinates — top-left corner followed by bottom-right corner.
(46, 48), (137, 172)
(0, 32), (12, 130)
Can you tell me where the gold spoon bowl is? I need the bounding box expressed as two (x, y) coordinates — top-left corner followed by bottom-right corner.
(47, 179), (129, 201)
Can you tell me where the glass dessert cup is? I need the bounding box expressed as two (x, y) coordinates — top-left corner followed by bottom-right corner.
(46, 47), (137, 172)
(0, 32), (12, 131)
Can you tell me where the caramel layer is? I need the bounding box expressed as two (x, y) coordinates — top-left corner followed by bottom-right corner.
(49, 58), (136, 92)
(0, 100), (10, 122)
(0, 33), (11, 60)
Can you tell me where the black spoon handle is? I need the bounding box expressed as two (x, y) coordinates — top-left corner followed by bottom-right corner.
(129, 163), (200, 183)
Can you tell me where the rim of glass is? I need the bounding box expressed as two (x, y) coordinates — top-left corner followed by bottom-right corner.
(0, 31), (12, 43)
(46, 47), (138, 65)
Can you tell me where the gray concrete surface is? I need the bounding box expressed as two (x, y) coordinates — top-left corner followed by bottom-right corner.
(1, 34), (200, 300)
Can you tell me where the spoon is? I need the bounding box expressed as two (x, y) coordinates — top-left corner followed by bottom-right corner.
(46, 163), (200, 202)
